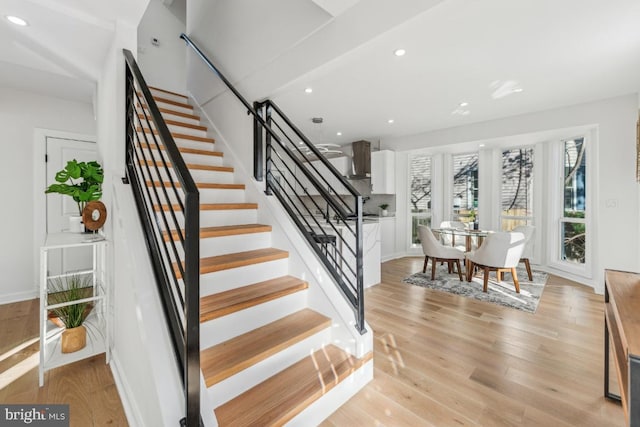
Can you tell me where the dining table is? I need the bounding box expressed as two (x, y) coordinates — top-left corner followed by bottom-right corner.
(432, 228), (490, 252)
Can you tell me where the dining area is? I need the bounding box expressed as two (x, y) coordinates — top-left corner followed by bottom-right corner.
(418, 222), (534, 294)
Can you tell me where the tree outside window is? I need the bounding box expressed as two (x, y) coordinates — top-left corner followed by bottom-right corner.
(561, 138), (586, 264)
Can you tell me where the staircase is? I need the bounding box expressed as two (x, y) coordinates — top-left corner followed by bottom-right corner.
(138, 86), (372, 426)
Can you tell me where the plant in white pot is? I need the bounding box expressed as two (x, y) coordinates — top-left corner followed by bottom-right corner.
(47, 274), (93, 353)
(45, 160), (104, 232)
(379, 203), (389, 217)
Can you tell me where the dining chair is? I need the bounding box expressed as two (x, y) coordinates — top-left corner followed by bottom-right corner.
(465, 231), (526, 293)
(439, 220), (468, 249)
(418, 225), (465, 281)
(513, 225), (535, 280)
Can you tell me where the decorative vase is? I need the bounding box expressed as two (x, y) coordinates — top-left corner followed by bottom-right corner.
(69, 215), (84, 233)
(61, 325), (86, 353)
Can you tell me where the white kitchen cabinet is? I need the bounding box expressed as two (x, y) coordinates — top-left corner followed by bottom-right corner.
(379, 216), (397, 261)
(371, 150), (395, 194)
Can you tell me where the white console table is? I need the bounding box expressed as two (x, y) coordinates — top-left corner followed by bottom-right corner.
(39, 233), (109, 386)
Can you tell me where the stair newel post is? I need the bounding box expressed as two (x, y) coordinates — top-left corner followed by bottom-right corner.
(184, 190), (200, 426)
(264, 103), (273, 196)
(253, 101), (263, 182)
(355, 195), (365, 334)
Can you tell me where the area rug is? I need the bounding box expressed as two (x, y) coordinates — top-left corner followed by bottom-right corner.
(402, 265), (548, 313)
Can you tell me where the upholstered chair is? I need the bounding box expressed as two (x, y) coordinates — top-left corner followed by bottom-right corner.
(465, 231), (526, 293)
(439, 220), (468, 249)
(418, 225), (465, 281)
(513, 225), (535, 280)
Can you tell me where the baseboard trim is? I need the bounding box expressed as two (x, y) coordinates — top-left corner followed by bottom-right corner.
(0, 289), (38, 305)
(110, 350), (145, 427)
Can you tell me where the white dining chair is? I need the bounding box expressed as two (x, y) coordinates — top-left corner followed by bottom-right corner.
(418, 225), (465, 281)
(439, 220), (468, 249)
(465, 231), (526, 293)
(513, 225), (535, 280)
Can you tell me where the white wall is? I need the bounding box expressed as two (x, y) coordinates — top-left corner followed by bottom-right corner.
(385, 94), (639, 293)
(137, 0), (187, 94)
(0, 87), (95, 303)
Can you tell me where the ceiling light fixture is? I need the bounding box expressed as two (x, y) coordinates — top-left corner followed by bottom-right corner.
(336, 132), (342, 136)
(387, 119), (395, 124)
(393, 48), (406, 57)
(479, 144), (485, 147)
(6, 15), (28, 26)
(304, 87), (313, 94)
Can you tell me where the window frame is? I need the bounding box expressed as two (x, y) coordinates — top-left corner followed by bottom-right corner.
(499, 145), (535, 231)
(407, 153), (433, 249)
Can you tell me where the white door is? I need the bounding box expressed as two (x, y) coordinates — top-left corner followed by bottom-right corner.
(46, 137), (98, 275)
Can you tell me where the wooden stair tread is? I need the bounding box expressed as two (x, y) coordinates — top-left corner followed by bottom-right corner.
(200, 276), (308, 322)
(149, 86), (188, 99)
(139, 159), (233, 172)
(201, 309), (330, 387)
(148, 181), (245, 190)
(137, 91), (193, 109)
(136, 126), (215, 143)
(215, 345), (372, 426)
(164, 224), (272, 241)
(156, 203), (257, 212)
(190, 248), (287, 276)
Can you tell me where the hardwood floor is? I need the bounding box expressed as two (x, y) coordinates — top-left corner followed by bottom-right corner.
(322, 257), (624, 427)
(0, 258), (624, 426)
(0, 298), (127, 426)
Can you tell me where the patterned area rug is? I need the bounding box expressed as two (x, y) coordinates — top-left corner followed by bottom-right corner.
(402, 265), (548, 313)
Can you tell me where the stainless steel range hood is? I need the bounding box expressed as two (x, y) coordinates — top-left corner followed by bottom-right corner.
(350, 140), (371, 179)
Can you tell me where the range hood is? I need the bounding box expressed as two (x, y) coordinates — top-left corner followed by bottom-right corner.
(350, 140), (371, 179)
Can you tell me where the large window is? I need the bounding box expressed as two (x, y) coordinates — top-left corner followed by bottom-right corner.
(410, 154), (431, 245)
(560, 137), (586, 264)
(452, 152), (478, 225)
(501, 147), (534, 230)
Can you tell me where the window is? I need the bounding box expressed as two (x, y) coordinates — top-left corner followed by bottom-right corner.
(501, 147), (534, 230)
(410, 154), (431, 246)
(560, 137), (586, 264)
(452, 152), (478, 225)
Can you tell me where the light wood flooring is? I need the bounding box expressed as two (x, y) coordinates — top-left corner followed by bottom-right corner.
(0, 257), (624, 426)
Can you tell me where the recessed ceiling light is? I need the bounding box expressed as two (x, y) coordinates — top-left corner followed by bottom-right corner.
(393, 48), (406, 57)
(479, 144), (485, 147)
(387, 119), (395, 124)
(459, 101), (469, 107)
(304, 87), (313, 94)
(6, 15), (28, 26)
(336, 132), (342, 136)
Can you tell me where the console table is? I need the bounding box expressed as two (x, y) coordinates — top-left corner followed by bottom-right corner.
(604, 269), (640, 426)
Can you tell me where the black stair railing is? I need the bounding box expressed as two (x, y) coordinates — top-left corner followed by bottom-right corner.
(123, 49), (200, 426)
(180, 34), (365, 334)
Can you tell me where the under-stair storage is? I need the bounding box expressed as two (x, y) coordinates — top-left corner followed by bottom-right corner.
(124, 53), (372, 426)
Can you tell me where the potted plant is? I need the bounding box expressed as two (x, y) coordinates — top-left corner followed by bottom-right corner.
(379, 203), (389, 217)
(47, 274), (94, 353)
(45, 160), (104, 232)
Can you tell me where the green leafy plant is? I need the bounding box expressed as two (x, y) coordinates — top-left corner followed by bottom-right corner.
(379, 203), (389, 210)
(45, 160), (104, 216)
(47, 274), (93, 329)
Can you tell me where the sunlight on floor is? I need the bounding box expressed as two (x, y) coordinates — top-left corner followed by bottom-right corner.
(0, 337), (38, 364)
(0, 351), (39, 391)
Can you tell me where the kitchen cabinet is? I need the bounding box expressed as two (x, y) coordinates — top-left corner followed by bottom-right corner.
(371, 150), (395, 194)
(379, 216), (397, 261)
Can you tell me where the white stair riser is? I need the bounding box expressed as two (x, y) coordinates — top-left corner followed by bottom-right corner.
(152, 167), (236, 184)
(137, 146), (223, 167)
(206, 327), (332, 408)
(199, 290), (307, 348)
(155, 209), (258, 230)
(161, 187), (245, 205)
(160, 111), (200, 126)
(142, 120), (209, 139)
(168, 231), (272, 261)
(153, 99), (194, 115)
(150, 88), (188, 104)
(135, 132), (217, 153)
(199, 258), (288, 296)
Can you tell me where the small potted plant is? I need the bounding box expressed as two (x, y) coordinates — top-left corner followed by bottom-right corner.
(45, 160), (104, 232)
(47, 274), (94, 353)
(379, 203), (389, 217)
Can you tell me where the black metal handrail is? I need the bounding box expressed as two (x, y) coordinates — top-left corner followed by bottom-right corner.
(180, 34), (365, 334)
(123, 49), (200, 426)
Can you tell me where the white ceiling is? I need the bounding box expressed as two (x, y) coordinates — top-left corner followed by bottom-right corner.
(266, 0), (640, 144)
(0, 0), (148, 102)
